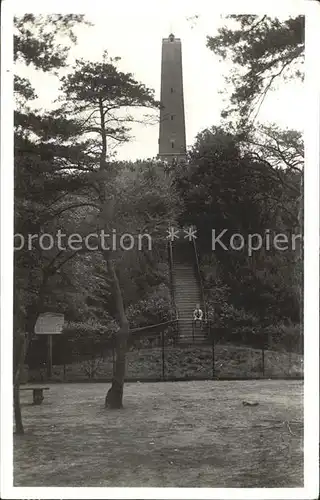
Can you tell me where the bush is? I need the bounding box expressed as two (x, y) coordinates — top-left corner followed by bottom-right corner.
(80, 357), (104, 379)
(264, 322), (302, 353)
(63, 319), (116, 358)
(215, 303), (259, 329)
(126, 284), (172, 328)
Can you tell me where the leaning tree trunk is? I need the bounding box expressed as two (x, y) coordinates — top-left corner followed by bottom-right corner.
(13, 331), (25, 434)
(13, 279), (48, 434)
(104, 258), (129, 409)
(97, 103), (130, 408)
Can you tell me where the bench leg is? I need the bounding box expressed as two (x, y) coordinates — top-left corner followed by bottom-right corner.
(33, 389), (44, 405)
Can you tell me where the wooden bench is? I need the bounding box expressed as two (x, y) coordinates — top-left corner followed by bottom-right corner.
(20, 387), (50, 405)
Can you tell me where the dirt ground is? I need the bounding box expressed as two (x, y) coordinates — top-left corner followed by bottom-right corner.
(14, 380), (303, 487)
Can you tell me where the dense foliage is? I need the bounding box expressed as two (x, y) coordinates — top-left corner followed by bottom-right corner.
(175, 126), (301, 327)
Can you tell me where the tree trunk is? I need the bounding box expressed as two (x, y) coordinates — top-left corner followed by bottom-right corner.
(13, 281), (47, 434)
(104, 258), (129, 409)
(97, 104), (129, 408)
(13, 332), (25, 434)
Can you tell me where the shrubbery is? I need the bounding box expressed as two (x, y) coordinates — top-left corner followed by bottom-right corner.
(55, 285), (173, 365)
(264, 322), (302, 353)
(126, 284), (172, 328)
(63, 319), (116, 359)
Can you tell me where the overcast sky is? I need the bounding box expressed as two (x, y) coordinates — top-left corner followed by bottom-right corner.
(15, 0), (304, 160)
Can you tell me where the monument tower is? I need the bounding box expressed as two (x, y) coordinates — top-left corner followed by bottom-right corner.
(158, 33), (186, 163)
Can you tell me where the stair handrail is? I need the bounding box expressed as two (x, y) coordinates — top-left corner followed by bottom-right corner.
(192, 229), (207, 322)
(130, 319), (178, 336)
(167, 238), (177, 320)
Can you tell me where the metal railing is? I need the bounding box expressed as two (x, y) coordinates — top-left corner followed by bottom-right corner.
(167, 239), (178, 320)
(130, 319), (178, 338)
(192, 229), (207, 322)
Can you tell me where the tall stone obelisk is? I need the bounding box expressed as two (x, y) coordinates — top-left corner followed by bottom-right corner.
(158, 33), (186, 163)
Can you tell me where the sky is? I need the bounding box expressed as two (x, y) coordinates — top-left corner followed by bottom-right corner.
(15, 0), (304, 160)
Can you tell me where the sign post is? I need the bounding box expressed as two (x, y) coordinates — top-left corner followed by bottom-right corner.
(34, 313), (64, 380)
(47, 335), (53, 379)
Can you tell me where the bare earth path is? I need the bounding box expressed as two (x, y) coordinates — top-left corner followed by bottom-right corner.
(14, 380), (303, 487)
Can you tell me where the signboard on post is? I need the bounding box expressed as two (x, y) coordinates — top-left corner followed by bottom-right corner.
(34, 313), (65, 335)
(34, 313), (65, 379)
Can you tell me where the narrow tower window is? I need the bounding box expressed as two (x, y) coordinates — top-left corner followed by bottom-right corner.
(171, 115), (174, 120)
(171, 140), (175, 149)
(170, 87), (174, 93)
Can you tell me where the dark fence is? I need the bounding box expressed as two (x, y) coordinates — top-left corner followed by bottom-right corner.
(24, 320), (303, 383)
(212, 325), (303, 354)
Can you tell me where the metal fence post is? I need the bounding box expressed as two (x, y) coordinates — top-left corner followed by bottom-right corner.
(112, 335), (115, 377)
(261, 343), (265, 377)
(288, 349), (292, 376)
(161, 330), (165, 380)
(212, 323), (215, 379)
(47, 334), (52, 380)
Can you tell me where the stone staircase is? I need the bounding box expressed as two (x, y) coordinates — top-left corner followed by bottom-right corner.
(172, 240), (207, 343)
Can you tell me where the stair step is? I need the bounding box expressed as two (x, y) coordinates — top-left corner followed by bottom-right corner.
(174, 289), (199, 291)
(176, 298), (199, 301)
(175, 299), (200, 301)
(176, 301), (200, 303)
(175, 273), (196, 276)
(177, 307), (201, 310)
(175, 292), (200, 295)
(179, 336), (206, 339)
(174, 278), (197, 280)
(176, 301), (200, 304)
(176, 305), (201, 307)
(173, 273), (195, 276)
(176, 294), (200, 297)
(174, 271), (195, 274)
(175, 270), (196, 273)
(176, 299), (200, 309)
(173, 275), (195, 278)
(174, 283), (198, 286)
(176, 299), (201, 301)
(174, 284), (198, 286)
(174, 277), (196, 279)
(178, 342), (207, 344)
(175, 296), (200, 299)
(177, 308), (202, 311)
(176, 297), (200, 302)
(176, 299), (200, 301)
(178, 337), (207, 340)
(175, 287), (198, 290)
(175, 293), (200, 296)
(176, 309), (201, 311)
